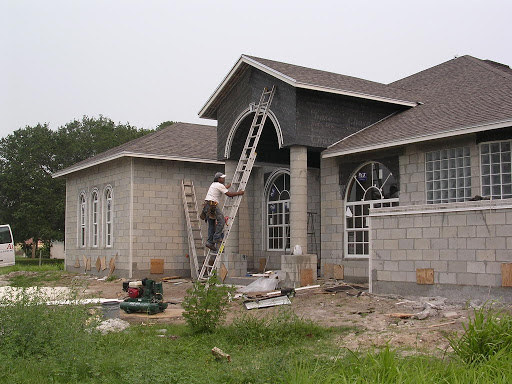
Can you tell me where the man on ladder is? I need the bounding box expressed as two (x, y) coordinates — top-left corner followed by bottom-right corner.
(201, 172), (244, 252)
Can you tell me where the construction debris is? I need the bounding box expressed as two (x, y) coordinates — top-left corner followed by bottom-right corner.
(212, 347), (231, 362)
(96, 318), (130, 335)
(244, 295), (291, 310)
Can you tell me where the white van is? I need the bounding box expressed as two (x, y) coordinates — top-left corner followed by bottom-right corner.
(0, 224), (15, 267)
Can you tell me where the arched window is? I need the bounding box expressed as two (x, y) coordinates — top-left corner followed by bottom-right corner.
(345, 162), (399, 258)
(78, 192), (86, 248)
(104, 186), (113, 248)
(91, 190), (99, 247)
(265, 170), (291, 251)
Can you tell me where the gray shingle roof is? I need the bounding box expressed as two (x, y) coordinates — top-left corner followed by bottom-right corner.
(53, 122), (219, 177)
(199, 55), (419, 119)
(324, 56), (512, 157)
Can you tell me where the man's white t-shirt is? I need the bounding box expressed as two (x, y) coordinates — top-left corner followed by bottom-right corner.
(205, 182), (229, 203)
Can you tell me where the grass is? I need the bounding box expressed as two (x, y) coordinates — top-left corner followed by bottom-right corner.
(0, 263), (68, 287)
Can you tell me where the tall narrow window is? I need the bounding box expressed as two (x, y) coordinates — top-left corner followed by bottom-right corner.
(91, 190), (99, 247)
(480, 141), (512, 199)
(266, 171), (291, 251)
(104, 187), (113, 247)
(79, 193), (86, 248)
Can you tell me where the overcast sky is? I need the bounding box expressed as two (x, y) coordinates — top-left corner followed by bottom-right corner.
(1, 0), (511, 139)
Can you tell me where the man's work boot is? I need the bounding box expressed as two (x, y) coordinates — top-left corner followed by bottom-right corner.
(205, 242), (217, 252)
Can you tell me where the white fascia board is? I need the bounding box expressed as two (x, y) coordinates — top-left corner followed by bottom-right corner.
(323, 118), (512, 159)
(52, 152), (224, 178)
(198, 56), (417, 119)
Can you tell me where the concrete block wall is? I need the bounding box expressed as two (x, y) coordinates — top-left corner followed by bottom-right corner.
(320, 157), (368, 282)
(131, 158), (219, 278)
(371, 201), (512, 297)
(65, 157), (132, 276)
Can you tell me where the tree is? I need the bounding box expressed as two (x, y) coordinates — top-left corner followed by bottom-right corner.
(155, 121), (176, 130)
(0, 116), (156, 254)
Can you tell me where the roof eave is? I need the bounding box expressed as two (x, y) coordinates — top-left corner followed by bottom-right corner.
(52, 152), (224, 178)
(198, 56), (418, 119)
(322, 118), (512, 159)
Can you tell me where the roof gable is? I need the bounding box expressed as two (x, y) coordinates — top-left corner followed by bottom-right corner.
(199, 55), (419, 119)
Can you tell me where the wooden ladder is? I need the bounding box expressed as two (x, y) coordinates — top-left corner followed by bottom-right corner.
(198, 86), (276, 280)
(181, 180), (205, 280)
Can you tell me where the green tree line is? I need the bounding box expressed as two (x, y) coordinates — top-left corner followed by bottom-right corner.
(0, 116), (173, 256)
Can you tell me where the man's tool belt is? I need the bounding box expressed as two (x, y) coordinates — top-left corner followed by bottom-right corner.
(200, 200), (218, 221)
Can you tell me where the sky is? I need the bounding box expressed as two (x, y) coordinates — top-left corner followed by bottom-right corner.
(1, 0), (511, 139)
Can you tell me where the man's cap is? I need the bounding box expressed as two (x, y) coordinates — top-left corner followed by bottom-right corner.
(215, 172), (226, 179)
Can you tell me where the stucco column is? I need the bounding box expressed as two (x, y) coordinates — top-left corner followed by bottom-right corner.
(290, 146), (308, 251)
(223, 160), (239, 254)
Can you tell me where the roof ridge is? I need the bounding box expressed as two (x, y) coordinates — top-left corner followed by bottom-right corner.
(464, 55), (512, 83)
(389, 56), (458, 87)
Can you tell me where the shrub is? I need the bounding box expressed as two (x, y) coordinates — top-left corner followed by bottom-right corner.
(182, 273), (235, 333)
(447, 305), (512, 364)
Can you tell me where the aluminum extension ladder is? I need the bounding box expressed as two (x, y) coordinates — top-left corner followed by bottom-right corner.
(181, 180), (205, 280)
(198, 86), (276, 280)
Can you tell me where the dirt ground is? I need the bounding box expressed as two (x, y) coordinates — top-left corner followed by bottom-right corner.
(4, 271), (510, 353)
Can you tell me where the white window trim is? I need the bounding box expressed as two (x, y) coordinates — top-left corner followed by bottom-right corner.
(91, 189), (99, 248)
(479, 139), (512, 200)
(104, 185), (113, 248)
(344, 162), (398, 259)
(264, 169), (291, 252)
(78, 191), (87, 248)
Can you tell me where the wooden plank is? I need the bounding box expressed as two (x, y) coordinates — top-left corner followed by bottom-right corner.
(333, 265), (344, 280)
(100, 256), (107, 271)
(258, 258), (266, 273)
(501, 263), (512, 287)
(416, 268), (434, 285)
(300, 268), (314, 287)
(74, 257), (80, 268)
(82, 255), (88, 272)
(150, 259), (165, 274)
(108, 254), (117, 276)
(324, 263), (334, 279)
(219, 263), (228, 282)
(96, 257), (101, 272)
(85, 257), (91, 272)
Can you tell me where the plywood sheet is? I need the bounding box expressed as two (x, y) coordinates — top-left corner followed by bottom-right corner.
(324, 263), (334, 279)
(85, 257), (91, 272)
(300, 268), (314, 287)
(416, 268), (434, 285)
(219, 263), (228, 282)
(108, 254), (116, 276)
(333, 265), (344, 280)
(501, 263), (512, 287)
(150, 258), (164, 274)
(74, 257), (80, 268)
(96, 257), (101, 272)
(258, 258), (266, 273)
(100, 256), (107, 271)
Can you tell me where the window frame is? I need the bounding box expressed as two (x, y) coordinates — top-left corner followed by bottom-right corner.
(264, 169), (291, 252)
(91, 189), (99, 248)
(104, 186), (113, 248)
(78, 192), (86, 248)
(479, 140), (512, 200)
(425, 146), (472, 204)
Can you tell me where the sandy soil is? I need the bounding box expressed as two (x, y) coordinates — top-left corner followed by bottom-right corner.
(4, 271), (510, 353)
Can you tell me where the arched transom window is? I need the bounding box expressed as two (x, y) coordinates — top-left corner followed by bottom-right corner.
(345, 162), (399, 258)
(266, 170), (291, 251)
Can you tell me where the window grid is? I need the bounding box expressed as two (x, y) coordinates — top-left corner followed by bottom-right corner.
(266, 172), (291, 251)
(426, 147), (471, 204)
(105, 188), (113, 247)
(480, 141), (512, 199)
(92, 191), (99, 247)
(79, 194), (86, 248)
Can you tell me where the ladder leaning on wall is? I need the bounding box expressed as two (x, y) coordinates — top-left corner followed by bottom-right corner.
(181, 180), (205, 280)
(198, 86), (276, 281)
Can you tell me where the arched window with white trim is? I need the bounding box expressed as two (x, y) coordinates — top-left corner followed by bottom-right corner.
(91, 190), (99, 247)
(104, 186), (113, 248)
(345, 162), (399, 258)
(265, 170), (291, 251)
(78, 192), (86, 248)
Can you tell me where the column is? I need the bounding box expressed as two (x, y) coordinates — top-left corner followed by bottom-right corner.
(290, 146), (308, 251)
(223, 159), (239, 255)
